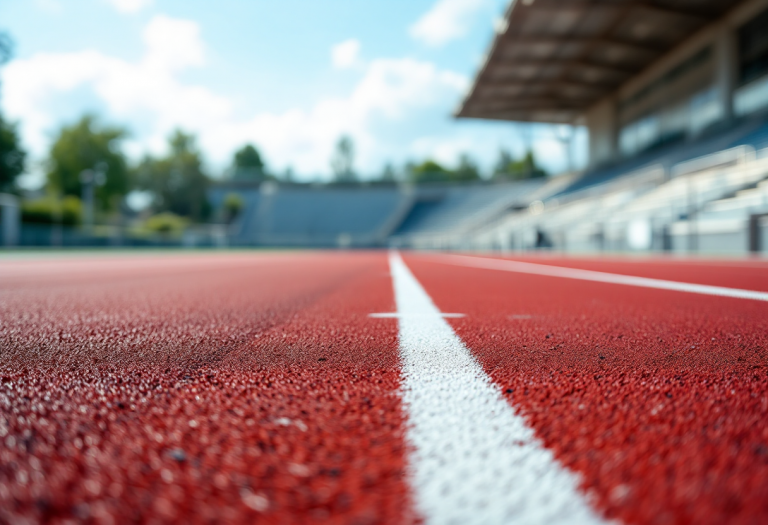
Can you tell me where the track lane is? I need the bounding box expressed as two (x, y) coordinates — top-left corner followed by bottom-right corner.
(404, 253), (768, 525)
(0, 252), (412, 524)
(388, 253), (607, 525)
(436, 254), (768, 292)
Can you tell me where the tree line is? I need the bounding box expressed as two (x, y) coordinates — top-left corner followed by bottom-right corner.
(327, 134), (546, 184)
(1, 115), (547, 227)
(10, 116), (218, 226)
(0, 33), (547, 228)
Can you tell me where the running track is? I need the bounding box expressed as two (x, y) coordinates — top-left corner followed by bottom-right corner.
(1, 251), (767, 524)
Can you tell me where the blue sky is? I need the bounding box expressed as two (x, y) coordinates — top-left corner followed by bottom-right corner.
(0, 0), (585, 183)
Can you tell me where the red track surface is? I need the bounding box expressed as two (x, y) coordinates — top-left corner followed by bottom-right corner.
(2, 251), (767, 524)
(0, 253), (410, 524)
(405, 253), (768, 525)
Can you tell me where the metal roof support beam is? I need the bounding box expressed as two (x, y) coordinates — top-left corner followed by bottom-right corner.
(467, 101), (592, 112)
(481, 79), (618, 92)
(634, 3), (719, 22)
(505, 37), (666, 56)
(518, 2), (716, 23)
(489, 60), (637, 77)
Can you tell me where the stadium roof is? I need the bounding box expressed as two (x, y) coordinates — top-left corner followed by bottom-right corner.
(456, 0), (735, 124)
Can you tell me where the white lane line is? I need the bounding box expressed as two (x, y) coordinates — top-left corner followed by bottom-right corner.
(368, 312), (465, 318)
(433, 254), (768, 303)
(389, 252), (608, 525)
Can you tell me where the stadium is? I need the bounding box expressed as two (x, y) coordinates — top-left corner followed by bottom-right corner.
(2, 1), (768, 524)
(202, 0), (768, 256)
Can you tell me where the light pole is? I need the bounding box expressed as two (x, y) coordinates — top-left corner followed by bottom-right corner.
(554, 124), (574, 174)
(80, 162), (107, 234)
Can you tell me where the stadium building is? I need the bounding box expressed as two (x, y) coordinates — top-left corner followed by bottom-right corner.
(458, 0), (768, 169)
(452, 0), (768, 254)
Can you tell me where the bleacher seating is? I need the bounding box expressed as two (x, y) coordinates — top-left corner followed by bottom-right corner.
(207, 116), (768, 254)
(393, 181), (544, 238)
(209, 184), (405, 247)
(208, 180), (546, 248)
(556, 117), (768, 197)
(463, 138), (768, 255)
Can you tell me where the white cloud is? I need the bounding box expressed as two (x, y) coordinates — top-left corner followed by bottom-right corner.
(331, 39), (362, 70)
(105, 0), (153, 14)
(410, 0), (489, 47)
(143, 15), (205, 71)
(203, 58), (468, 176)
(1, 14), (470, 180)
(2, 15), (228, 161)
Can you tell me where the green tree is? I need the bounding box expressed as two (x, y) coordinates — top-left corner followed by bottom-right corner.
(0, 115), (25, 192)
(379, 162), (397, 183)
(508, 150), (546, 180)
(493, 149), (546, 180)
(330, 135), (356, 182)
(143, 212), (187, 237)
(21, 196), (81, 226)
(492, 149), (514, 180)
(403, 161), (417, 181)
(411, 159), (452, 183)
(222, 192), (244, 223)
(232, 143), (267, 181)
(0, 33), (25, 193)
(135, 130), (210, 222)
(454, 153), (481, 182)
(46, 115), (129, 211)
(0, 32), (12, 66)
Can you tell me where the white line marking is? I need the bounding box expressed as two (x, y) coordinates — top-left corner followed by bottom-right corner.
(434, 254), (768, 302)
(389, 252), (608, 525)
(368, 312), (465, 318)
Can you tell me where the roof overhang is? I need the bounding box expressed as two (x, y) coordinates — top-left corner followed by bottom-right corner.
(456, 0), (736, 124)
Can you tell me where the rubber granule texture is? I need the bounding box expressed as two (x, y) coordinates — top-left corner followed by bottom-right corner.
(405, 254), (768, 525)
(0, 253), (412, 525)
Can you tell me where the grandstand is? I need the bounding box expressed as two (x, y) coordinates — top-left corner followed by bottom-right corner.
(449, 0), (768, 256)
(209, 183), (404, 247)
(208, 180), (545, 248)
(460, 144), (768, 254)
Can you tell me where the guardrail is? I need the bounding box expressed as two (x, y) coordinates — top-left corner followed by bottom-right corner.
(671, 145), (756, 178)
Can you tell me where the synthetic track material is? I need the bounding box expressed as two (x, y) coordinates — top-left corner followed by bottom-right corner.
(1, 253), (411, 524)
(389, 253), (605, 525)
(404, 253), (768, 525)
(1, 251), (767, 524)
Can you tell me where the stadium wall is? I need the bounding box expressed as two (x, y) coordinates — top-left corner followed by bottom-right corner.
(585, 0), (768, 169)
